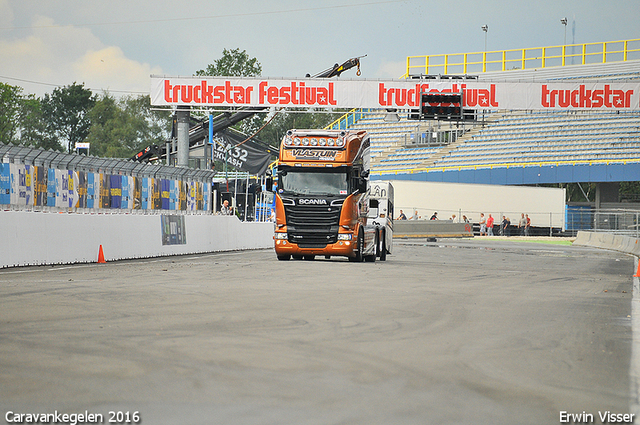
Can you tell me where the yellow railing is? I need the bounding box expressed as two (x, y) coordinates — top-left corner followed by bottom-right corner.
(402, 38), (640, 78)
(371, 157), (640, 176)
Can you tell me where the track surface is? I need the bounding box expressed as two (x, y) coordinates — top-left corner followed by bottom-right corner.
(0, 239), (635, 424)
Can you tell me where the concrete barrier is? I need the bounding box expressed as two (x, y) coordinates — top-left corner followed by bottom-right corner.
(0, 211), (274, 268)
(394, 220), (473, 238)
(573, 231), (640, 257)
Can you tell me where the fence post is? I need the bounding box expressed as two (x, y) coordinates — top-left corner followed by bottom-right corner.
(549, 212), (552, 237)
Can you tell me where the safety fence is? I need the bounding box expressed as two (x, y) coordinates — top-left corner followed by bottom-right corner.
(567, 207), (640, 237)
(403, 38), (640, 77)
(396, 207), (564, 236)
(1, 144), (215, 213)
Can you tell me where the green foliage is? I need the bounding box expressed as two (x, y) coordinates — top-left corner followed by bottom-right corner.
(0, 82), (23, 145)
(41, 83), (96, 153)
(86, 94), (171, 158)
(195, 48), (262, 77)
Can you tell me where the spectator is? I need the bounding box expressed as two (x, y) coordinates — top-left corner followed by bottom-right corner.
(518, 213), (526, 236)
(502, 216), (511, 236)
(409, 210), (419, 220)
(220, 199), (233, 215)
(430, 212), (439, 220)
(479, 213), (486, 236)
(462, 215), (469, 223)
(486, 214), (494, 236)
(525, 214), (531, 236)
(450, 214), (456, 222)
(397, 210), (407, 220)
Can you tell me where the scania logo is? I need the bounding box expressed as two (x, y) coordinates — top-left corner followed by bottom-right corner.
(298, 199), (327, 205)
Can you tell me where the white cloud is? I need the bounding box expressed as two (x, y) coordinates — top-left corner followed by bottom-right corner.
(0, 9), (162, 97)
(73, 46), (162, 95)
(374, 60), (407, 80)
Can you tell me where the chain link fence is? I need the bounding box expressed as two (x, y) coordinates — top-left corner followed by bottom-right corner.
(1, 144), (215, 214)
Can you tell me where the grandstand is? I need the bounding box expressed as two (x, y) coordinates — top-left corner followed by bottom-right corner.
(328, 38), (640, 199)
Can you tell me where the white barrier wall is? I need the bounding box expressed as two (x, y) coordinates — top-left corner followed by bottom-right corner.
(573, 231), (640, 257)
(388, 180), (566, 228)
(0, 211), (274, 268)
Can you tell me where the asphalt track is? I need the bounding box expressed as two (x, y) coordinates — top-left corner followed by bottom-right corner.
(0, 238), (635, 425)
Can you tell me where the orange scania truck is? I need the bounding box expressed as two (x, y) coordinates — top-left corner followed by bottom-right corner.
(271, 129), (379, 262)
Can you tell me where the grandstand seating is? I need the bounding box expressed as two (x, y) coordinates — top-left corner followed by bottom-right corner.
(331, 53), (640, 176)
(432, 110), (640, 168)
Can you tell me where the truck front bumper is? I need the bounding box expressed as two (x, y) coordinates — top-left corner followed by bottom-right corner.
(274, 239), (357, 257)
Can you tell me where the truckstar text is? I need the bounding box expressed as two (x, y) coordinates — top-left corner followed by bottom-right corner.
(162, 80), (337, 106)
(542, 84), (634, 108)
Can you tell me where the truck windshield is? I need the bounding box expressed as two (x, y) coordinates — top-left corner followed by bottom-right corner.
(280, 171), (348, 196)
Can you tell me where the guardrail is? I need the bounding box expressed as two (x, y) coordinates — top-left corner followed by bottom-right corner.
(370, 157), (640, 177)
(402, 38), (640, 77)
(569, 208), (640, 237)
(1, 143), (214, 213)
(325, 108), (373, 130)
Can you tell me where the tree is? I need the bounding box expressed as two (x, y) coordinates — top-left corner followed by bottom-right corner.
(19, 94), (62, 151)
(0, 82), (23, 145)
(85, 93), (171, 158)
(41, 83), (96, 152)
(195, 48), (262, 77)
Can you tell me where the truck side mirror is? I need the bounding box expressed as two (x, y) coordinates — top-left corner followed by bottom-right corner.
(358, 178), (367, 193)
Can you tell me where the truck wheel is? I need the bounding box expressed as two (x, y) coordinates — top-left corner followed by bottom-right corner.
(349, 230), (364, 262)
(365, 231), (376, 262)
(303, 255), (315, 261)
(292, 255), (303, 260)
(379, 231), (387, 261)
(277, 254), (291, 261)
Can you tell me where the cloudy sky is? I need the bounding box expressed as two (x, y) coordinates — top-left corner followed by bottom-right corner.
(1, 0), (638, 98)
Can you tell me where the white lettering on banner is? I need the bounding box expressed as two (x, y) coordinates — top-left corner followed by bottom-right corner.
(150, 77), (640, 111)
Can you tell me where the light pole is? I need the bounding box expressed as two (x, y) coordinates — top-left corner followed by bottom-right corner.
(560, 17), (568, 66)
(481, 25), (488, 52)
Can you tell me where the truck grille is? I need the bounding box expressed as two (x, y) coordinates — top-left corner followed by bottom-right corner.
(284, 203), (342, 248)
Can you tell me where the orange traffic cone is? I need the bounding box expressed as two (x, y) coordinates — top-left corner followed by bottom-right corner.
(634, 258), (640, 277)
(97, 245), (106, 264)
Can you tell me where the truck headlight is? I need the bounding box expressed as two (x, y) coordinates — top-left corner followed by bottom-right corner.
(337, 234), (352, 241)
(274, 233), (288, 239)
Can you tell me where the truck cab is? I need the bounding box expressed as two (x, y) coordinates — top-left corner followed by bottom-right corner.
(272, 129), (378, 262)
(368, 181), (394, 261)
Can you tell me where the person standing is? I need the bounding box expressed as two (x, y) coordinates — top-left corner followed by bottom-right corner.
(486, 214), (494, 236)
(220, 199), (233, 215)
(479, 213), (486, 236)
(525, 214), (531, 236)
(518, 213), (526, 236)
(397, 210), (407, 220)
(501, 215), (509, 236)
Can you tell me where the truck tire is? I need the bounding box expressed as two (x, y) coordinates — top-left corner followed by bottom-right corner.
(277, 254), (291, 261)
(365, 231), (377, 262)
(349, 230), (364, 262)
(379, 231), (387, 261)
